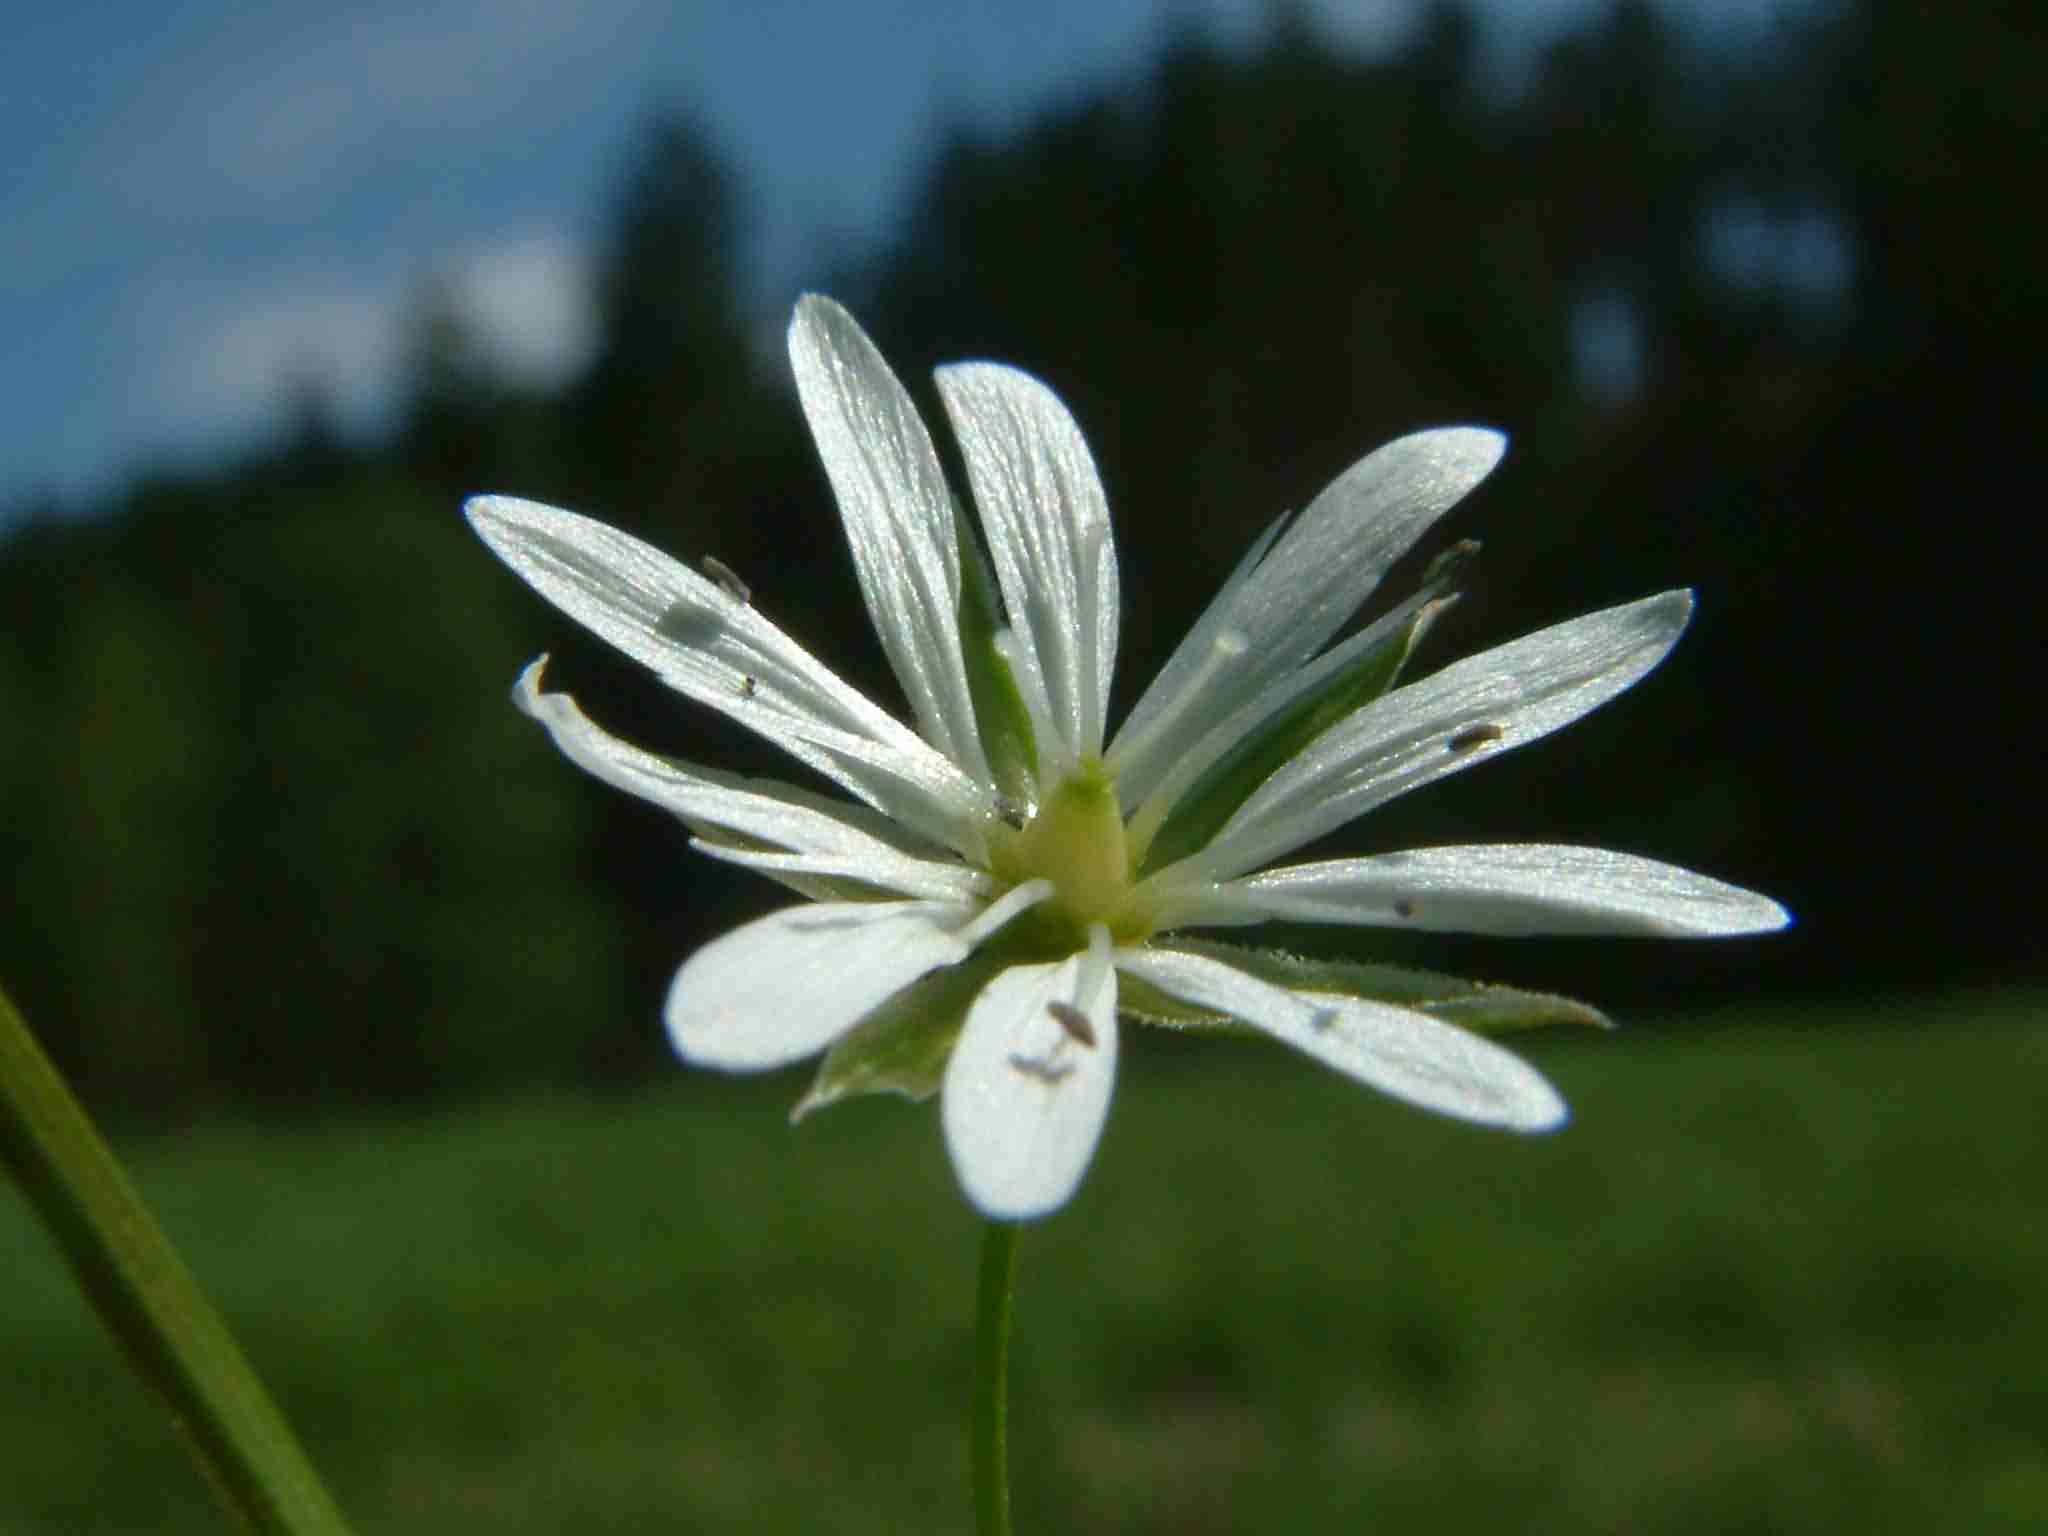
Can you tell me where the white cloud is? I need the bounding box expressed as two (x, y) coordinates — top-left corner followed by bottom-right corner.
(141, 274), (408, 456)
(4, 0), (1832, 514)
(441, 229), (599, 389)
(139, 226), (594, 461)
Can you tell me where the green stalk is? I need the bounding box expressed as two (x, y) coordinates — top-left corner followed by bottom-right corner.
(973, 1218), (1021, 1536)
(0, 983), (355, 1536)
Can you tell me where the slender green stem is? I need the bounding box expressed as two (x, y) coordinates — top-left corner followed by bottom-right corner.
(973, 1218), (1021, 1536)
(0, 983), (356, 1536)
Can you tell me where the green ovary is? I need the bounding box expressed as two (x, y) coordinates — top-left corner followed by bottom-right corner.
(989, 761), (1155, 946)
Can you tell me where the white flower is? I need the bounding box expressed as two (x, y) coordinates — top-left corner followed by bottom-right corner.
(467, 296), (1789, 1221)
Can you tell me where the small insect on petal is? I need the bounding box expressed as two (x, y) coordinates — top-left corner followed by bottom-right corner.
(1047, 1000), (1097, 1048)
(1446, 723), (1505, 754)
(703, 556), (751, 605)
(738, 674), (758, 698)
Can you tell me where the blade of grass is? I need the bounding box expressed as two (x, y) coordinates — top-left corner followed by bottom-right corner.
(0, 982), (355, 1536)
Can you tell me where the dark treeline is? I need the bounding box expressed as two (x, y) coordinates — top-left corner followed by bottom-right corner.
(3, 0), (2040, 1120)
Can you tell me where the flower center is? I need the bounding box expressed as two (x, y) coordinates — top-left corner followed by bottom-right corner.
(988, 760), (1152, 947)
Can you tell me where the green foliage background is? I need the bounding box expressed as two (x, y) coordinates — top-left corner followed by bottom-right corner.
(6, 993), (2045, 1532)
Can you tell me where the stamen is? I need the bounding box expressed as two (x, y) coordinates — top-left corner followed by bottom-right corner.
(959, 878), (1054, 947)
(1047, 1001), (1097, 1048)
(1075, 519), (1110, 754)
(1116, 630), (1255, 859)
(1076, 923), (1113, 1008)
(1017, 932), (1111, 1084)
(1104, 628), (1249, 784)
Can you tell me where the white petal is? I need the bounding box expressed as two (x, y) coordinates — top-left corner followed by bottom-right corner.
(937, 362), (1119, 761)
(513, 662), (985, 902)
(942, 952), (1119, 1220)
(1109, 428), (1504, 806)
(1177, 845), (1791, 937)
(1183, 591), (1693, 882)
(1114, 947), (1565, 1132)
(669, 901), (979, 1071)
(467, 494), (986, 852)
(788, 297), (991, 783)
(1126, 588), (1442, 844)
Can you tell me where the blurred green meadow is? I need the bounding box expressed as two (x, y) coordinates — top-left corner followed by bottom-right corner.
(6, 989), (2045, 1535)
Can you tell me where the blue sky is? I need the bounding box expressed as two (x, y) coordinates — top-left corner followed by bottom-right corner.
(2, 0), (1797, 521)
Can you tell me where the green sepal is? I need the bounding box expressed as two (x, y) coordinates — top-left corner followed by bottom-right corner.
(1131, 937), (1613, 1036)
(1116, 967), (1263, 1034)
(1137, 597), (1443, 875)
(791, 946), (1012, 1119)
(953, 501), (1038, 809)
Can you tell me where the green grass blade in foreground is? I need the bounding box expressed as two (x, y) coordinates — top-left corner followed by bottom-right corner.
(0, 983), (356, 1536)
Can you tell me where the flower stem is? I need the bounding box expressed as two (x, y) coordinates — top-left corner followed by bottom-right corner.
(0, 982), (356, 1536)
(973, 1218), (1021, 1536)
